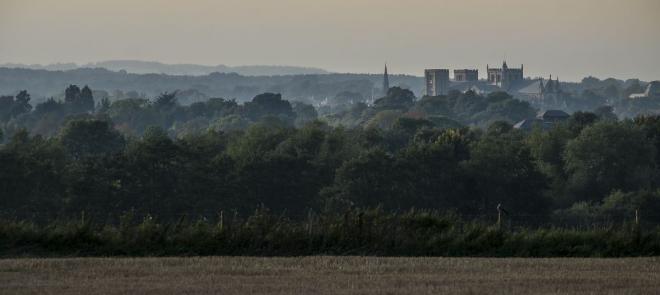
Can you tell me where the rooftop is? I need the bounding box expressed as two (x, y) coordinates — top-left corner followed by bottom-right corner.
(537, 110), (569, 119)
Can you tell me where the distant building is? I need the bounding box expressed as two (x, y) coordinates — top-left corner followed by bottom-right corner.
(487, 61), (524, 90)
(422, 61), (570, 109)
(514, 109), (569, 131)
(537, 109), (569, 122)
(513, 118), (544, 130)
(516, 75), (566, 108)
(446, 79), (500, 95)
(382, 64), (390, 96)
(425, 69), (449, 96)
(629, 81), (660, 99)
(453, 69), (478, 82)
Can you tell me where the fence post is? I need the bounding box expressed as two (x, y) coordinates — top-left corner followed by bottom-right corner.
(219, 210), (224, 231)
(635, 209), (639, 226)
(496, 204), (502, 230)
(307, 209), (313, 237)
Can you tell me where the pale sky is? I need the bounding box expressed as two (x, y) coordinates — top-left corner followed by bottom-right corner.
(1, 0), (659, 81)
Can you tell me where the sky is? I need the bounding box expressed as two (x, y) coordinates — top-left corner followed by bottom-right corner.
(1, 0), (659, 81)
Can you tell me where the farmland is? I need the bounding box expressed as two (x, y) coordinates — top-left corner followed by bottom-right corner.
(1, 256), (659, 294)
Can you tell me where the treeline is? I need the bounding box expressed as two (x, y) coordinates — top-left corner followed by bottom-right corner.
(1, 85), (535, 140)
(1, 209), (657, 257)
(2, 85), (660, 224)
(0, 86), (320, 138)
(0, 67), (423, 103)
(1, 103), (660, 223)
(562, 77), (660, 117)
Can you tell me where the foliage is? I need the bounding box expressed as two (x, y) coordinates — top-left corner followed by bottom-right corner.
(411, 91), (535, 127)
(373, 87), (415, 110)
(59, 119), (125, 159)
(2, 85), (660, 237)
(564, 121), (655, 202)
(0, 210), (659, 257)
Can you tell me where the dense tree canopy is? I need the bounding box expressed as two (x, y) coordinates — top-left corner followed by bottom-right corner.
(1, 84), (660, 226)
(564, 121), (655, 202)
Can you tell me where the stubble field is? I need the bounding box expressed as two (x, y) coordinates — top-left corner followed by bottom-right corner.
(1, 256), (659, 294)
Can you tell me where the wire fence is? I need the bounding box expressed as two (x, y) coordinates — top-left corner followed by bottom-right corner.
(1, 209), (658, 230)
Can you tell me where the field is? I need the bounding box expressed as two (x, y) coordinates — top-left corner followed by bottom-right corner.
(1, 257), (659, 294)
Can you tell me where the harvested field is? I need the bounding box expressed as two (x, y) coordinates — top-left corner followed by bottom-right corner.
(1, 256), (659, 294)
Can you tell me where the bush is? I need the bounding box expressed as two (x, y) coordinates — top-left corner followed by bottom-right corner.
(1, 209), (659, 257)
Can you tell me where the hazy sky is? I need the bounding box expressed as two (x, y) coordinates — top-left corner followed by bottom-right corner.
(1, 0), (659, 81)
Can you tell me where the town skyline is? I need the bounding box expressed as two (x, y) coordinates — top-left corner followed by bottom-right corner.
(1, 0), (659, 82)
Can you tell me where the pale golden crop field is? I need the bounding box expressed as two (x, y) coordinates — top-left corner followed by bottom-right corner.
(1, 256), (659, 294)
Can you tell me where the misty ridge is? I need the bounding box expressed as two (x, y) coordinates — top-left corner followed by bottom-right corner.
(0, 60), (330, 76)
(0, 65), (423, 105)
(0, 63), (653, 105)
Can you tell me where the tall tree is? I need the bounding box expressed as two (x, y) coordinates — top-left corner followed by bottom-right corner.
(64, 85), (94, 113)
(79, 85), (95, 112)
(59, 119), (125, 160)
(10, 90), (32, 118)
(153, 91), (178, 110)
(64, 85), (81, 104)
(466, 130), (549, 214)
(564, 122), (655, 202)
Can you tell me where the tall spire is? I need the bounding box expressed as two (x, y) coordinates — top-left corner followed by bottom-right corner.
(383, 63), (390, 96)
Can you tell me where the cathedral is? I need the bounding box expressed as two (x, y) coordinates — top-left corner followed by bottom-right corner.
(486, 61), (524, 91)
(516, 75), (566, 109)
(421, 61), (567, 109)
(423, 61), (526, 96)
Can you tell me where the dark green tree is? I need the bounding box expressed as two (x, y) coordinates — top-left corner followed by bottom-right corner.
(594, 105), (617, 121)
(373, 87), (415, 110)
(153, 91), (178, 110)
(80, 85), (95, 112)
(564, 122), (655, 202)
(59, 119), (125, 160)
(64, 85), (94, 113)
(10, 90), (32, 118)
(466, 130), (549, 214)
(243, 93), (294, 123)
(564, 111), (599, 136)
(323, 149), (401, 210)
(292, 102), (318, 127)
(98, 97), (111, 113)
(64, 85), (81, 104)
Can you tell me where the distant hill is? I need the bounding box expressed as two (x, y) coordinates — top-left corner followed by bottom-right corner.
(0, 60), (331, 76)
(0, 67), (424, 104)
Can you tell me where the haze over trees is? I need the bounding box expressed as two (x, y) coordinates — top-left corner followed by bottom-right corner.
(1, 82), (660, 227)
(1, 67), (656, 122)
(0, 67), (417, 107)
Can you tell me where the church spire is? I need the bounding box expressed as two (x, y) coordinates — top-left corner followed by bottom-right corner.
(547, 75), (554, 92)
(383, 63), (390, 96)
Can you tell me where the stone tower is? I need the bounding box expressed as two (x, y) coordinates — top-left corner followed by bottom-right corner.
(488, 61), (524, 90)
(424, 69), (449, 96)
